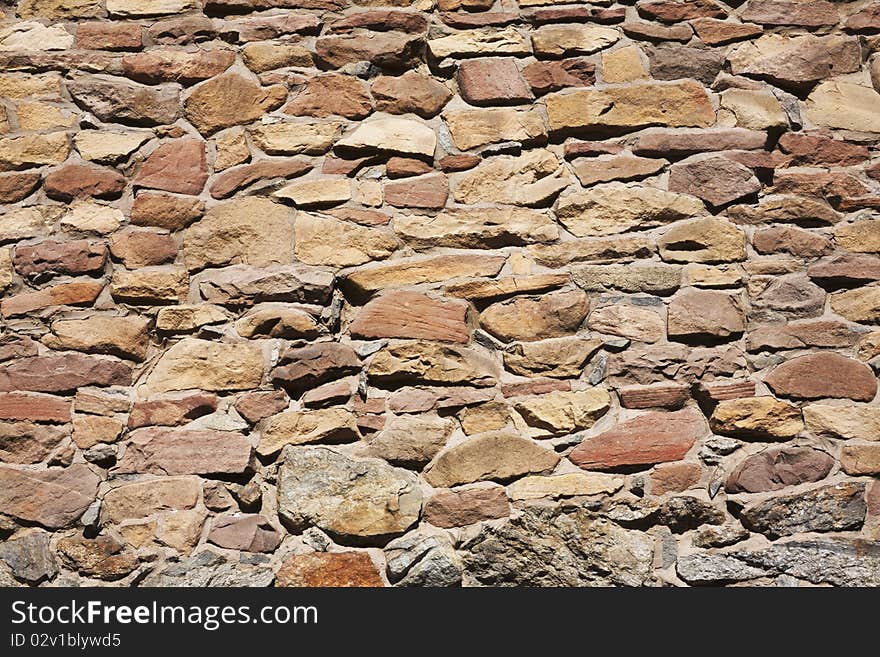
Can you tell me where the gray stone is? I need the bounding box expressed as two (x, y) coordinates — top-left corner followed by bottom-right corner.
(0, 530), (57, 583)
(384, 531), (461, 587)
(141, 550), (274, 587)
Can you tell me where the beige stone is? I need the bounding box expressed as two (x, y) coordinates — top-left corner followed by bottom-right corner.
(367, 341), (498, 387)
(242, 41), (312, 73)
(156, 305), (227, 332)
(710, 397), (804, 440)
(532, 25), (619, 57)
(15, 102), (77, 131)
(74, 130), (151, 164)
(659, 217), (746, 264)
(444, 107), (547, 151)
(0, 248), (12, 293)
(480, 288), (588, 342)
(72, 415), (123, 449)
(250, 122), (342, 155)
(274, 178), (352, 208)
(144, 338), (264, 393)
(183, 196), (294, 270)
(394, 207), (557, 248)
(836, 220), (880, 254)
(507, 473), (624, 500)
(514, 388), (611, 437)
(110, 267), (188, 304)
(804, 404), (880, 441)
(0, 206), (62, 242)
(235, 304), (319, 339)
(718, 89), (787, 130)
(831, 286), (880, 323)
(459, 402), (511, 435)
(0, 132), (70, 171)
(427, 27), (531, 59)
(258, 408), (360, 456)
(365, 413), (453, 467)
(294, 213), (396, 267)
(572, 263), (682, 294)
(60, 202), (123, 234)
(807, 79), (880, 133)
(101, 476), (201, 524)
(335, 117), (436, 158)
(589, 304), (665, 343)
(0, 21), (74, 51)
(504, 336), (602, 378)
(107, 0), (195, 16)
(44, 315), (150, 362)
(453, 150), (570, 206)
(0, 73), (62, 100)
(602, 45), (648, 83)
(556, 183), (705, 237)
(213, 128), (249, 171)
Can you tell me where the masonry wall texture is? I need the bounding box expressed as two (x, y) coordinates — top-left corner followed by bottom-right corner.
(1, 0), (880, 588)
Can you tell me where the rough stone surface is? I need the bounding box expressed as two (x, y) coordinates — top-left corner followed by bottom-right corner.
(726, 447), (835, 494)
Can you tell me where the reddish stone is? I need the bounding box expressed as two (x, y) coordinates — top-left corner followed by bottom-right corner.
(691, 18), (763, 45)
(753, 226), (831, 257)
(529, 6), (593, 24)
(271, 342), (360, 395)
(328, 10), (427, 33)
(276, 552), (383, 587)
(456, 58), (533, 106)
(668, 156), (760, 207)
(808, 253), (880, 288)
(109, 230), (176, 268)
(302, 377), (356, 407)
(0, 354), (131, 393)
(638, 0), (727, 22)
(131, 192), (204, 230)
(135, 139), (207, 195)
(387, 387), (495, 413)
(1, 281), (104, 318)
(439, 154), (480, 172)
(741, 0), (839, 27)
(698, 379), (756, 403)
(148, 16), (216, 45)
(218, 14), (322, 42)
(128, 393), (219, 429)
(765, 352), (877, 402)
(632, 128), (767, 158)
(650, 461), (702, 495)
(726, 446), (835, 493)
(322, 154), (372, 176)
(522, 59), (596, 96)
(349, 291), (469, 343)
(234, 390), (290, 423)
(386, 157), (433, 178)
(572, 155), (666, 187)
(326, 207), (390, 226)
(44, 164), (126, 202)
(384, 173), (448, 209)
(14, 240), (108, 281)
(440, 11), (519, 28)
(0, 335), (39, 362)
(748, 319), (863, 351)
(314, 32), (422, 71)
(123, 48), (234, 84)
(0, 393), (70, 423)
(425, 486), (510, 528)
(210, 158), (311, 199)
(841, 443), (880, 476)
(770, 172), (871, 206)
(569, 408), (707, 471)
(114, 428), (253, 475)
(0, 172), (40, 203)
(667, 289), (745, 342)
(723, 150), (787, 172)
(564, 141), (624, 159)
(284, 73), (373, 120)
(371, 71), (452, 118)
(623, 21), (694, 43)
(501, 378), (570, 398)
(0, 464), (100, 529)
(845, 4), (880, 32)
(619, 383), (689, 409)
(76, 22), (143, 51)
(777, 133), (869, 167)
(208, 514), (282, 552)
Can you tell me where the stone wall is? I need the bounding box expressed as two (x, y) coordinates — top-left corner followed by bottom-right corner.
(1, 0), (880, 588)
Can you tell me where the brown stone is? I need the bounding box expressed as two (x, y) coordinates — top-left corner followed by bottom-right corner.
(115, 428), (253, 475)
(809, 254), (880, 289)
(386, 386), (496, 413)
(726, 446), (835, 493)
(0, 172), (41, 203)
(44, 164), (126, 202)
(445, 274), (569, 302)
(147, 16), (214, 44)
(521, 59), (596, 96)
(276, 552), (383, 587)
(1, 281), (104, 318)
(588, 303), (665, 343)
(218, 12), (320, 42)
(13, 240), (107, 281)
(184, 72), (287, 135)
(315, 31), (422, 71)
(110, 230), (177, 268)
(349, 291), (469, 343)
(619, 383), (689, 410)
(67, 75), (180, 126)
(699, 379), (756, 403)
(710, 397), (804, 440)
(271, 342), (360, 395)
(631, 128), (767, 158)
(71, 415), (123, 448)
(647, 44), (725, 86)
(122, 48), (234, 85)
(328, 10), (428, 33)
(668, 288), (745, 342)
(425, 485), (509, 528)
(480, 288), (588, 342)
(365, 413), (452, 468)
(110, 267), (188, 304)
(727, 196), (841, 227)
(208, 514), (282, 552)
(439, 154), (481, 172)
(384, 174), (448, 209)
(284, 73), (373, 120)
(234, 390), (289, 424)
(741, 1), (838, 27)
(0, 464), (100, 528)
(765, 353), (877, 402)
(0, 421), (68, 464)
(623, 21), (693, 43)
(44, 314), (150, 361)
(668, 156), (760, 207)
(0, 393), (70, 423)
(659, 217), (746, 264)
(777, 133), (869, 167)
(846, 5), (880, 31)
(638, 0), (727, 22)
(0, 353), (130, 393)
(56, 534), (138, 580)
(210, 158), (311, 199)
(134, 138), (207, 195)
(76, 22), (143, 50)
(572, 155), (666, 187)
(100, 476), (200, 523)
(371, 71), (452, 119)
(748, 319), (864, 352)
(752, 226), (831, 257)
(368, 341), (498, 388)
(650, 462), (701, 496)
(691, 18), (762, 46)
(570, 407), (706, 471)
(131, 192), (204, 230)
(128, 393), (218, 429)
(457, 57), (533, 106)
(385, 157), (432, 179)
(841, 443), (880, 476)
